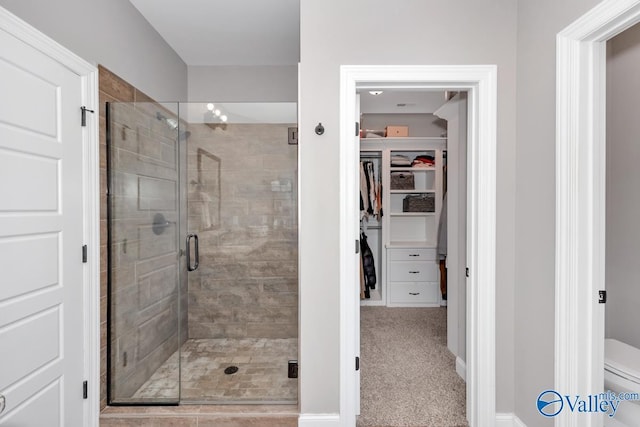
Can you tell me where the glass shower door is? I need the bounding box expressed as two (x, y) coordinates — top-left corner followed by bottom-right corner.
(107, 101), (186, 404)
(180, 102), (299, 403)
(107, 101), (299, 405)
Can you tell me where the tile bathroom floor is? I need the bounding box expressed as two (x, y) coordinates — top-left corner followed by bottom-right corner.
(133, 338), (298, 402)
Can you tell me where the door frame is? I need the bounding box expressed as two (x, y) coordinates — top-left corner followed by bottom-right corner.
(0, 7), (100, 426)
(339, 65), (497, 426)
(555, 1), (640, 427)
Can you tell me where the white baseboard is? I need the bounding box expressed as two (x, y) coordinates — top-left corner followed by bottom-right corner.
(298, 414), (341, 427)
(456, 356), (466, 381)
(496, 413), (527, 427)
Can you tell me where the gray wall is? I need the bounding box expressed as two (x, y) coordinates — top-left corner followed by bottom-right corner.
(188, 65), (298, 102)
(0, 0), (187, 101)
(514, 0), (601, 425)
(606, 23), (640, 351)
(299, 0), (517, 415)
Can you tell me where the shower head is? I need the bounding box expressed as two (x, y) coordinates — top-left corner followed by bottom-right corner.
(156, 111), (178, 130)
(157, 111), (189, 140)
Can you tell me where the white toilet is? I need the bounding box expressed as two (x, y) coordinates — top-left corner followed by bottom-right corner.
(604, 338), (640, 427)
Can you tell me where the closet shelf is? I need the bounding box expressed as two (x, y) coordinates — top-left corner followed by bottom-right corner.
(386, 241), (436, 249)
(389, 212), (436, 217)
(389, 166), (435, 171)
(389, 189), (435, 194)
(360, 137), (446, 142)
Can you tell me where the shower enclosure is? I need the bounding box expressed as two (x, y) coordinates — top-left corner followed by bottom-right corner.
(106, 101), (298, 405)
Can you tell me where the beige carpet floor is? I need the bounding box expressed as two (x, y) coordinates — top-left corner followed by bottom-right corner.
(357, 307), (468, 427)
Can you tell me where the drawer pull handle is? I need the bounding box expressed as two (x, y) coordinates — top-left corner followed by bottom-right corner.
(409, 254), (420, 257)
(409, 271), (420, 274)
(409, 292), (421, 296)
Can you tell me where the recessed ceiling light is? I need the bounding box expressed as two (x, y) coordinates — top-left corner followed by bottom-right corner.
(369, 90), (383, 96)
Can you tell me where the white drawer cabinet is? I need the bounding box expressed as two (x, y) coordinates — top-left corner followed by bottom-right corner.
(386, 247), (440, 307)
(388, 261), (438, 282)
(388, 282), (440, 305)
(387, 248), (436, 261)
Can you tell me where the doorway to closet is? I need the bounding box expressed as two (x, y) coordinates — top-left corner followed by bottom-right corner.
(356, 88), (468, 426)
(339, 64), (498, 427)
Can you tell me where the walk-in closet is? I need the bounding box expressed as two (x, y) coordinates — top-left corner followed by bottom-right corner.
(356, 88), (468, 426)
(358, 91), (452, 308)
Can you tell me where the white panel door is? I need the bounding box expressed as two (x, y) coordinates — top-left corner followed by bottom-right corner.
(0, 25), (84, 426)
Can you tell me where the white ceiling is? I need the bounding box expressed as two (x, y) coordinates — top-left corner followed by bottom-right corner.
(129, 0), (300, 66)
(358, 89), (450, 114)
(129, 1), (452, 113)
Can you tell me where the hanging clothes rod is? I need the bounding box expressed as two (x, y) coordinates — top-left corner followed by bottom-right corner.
(360, 153), (382, 159)
(361, 225), (382, 230)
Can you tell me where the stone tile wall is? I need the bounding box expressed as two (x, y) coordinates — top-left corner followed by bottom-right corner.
(99, 67), (299, 407)
(99, 66), (188, 405)
(186, 123), (298, 340)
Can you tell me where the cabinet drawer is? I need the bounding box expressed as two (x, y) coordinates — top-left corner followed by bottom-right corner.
(388, 248), (436, 261)
(388, 261), (438, 282)
(388, 282), (440, 304)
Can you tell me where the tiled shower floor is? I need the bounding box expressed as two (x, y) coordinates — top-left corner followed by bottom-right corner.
(133, 338), (298, 402)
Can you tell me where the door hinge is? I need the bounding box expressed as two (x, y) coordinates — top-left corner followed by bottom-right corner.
(599, 290), (607, 304)
(355, 122), (360, 137)
(82, 245), (88, 263)
(356, 239), (360, 254)
(465, 267), (469, 277)
(355, 356), (360, 371)
(288, 127), (298, 145)
(81, 106), (95, 127)
(82, 381), (88, 399)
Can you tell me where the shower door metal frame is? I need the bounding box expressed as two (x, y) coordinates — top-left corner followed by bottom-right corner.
(105, 101), (183, 406)
(106, 101), (299, 406)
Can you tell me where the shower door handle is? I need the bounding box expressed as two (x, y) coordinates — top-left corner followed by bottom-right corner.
(186, 233), (199, 272)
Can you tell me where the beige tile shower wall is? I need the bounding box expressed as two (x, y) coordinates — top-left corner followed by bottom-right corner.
(99, 66), (188, 407)
(186, 123), (298, 340)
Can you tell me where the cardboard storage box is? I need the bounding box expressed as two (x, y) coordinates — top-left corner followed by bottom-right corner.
(386, 125), (409, 137)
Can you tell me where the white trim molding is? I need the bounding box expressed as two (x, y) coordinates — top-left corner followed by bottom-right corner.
(496, 413), (527, 427)
(0, 6), (100, 427)
(81, 59), (100, 427)
(556, 1), (640, 427)
(298, 414), (341, 427)
(456, 357), (467, 382)
(339, 65), (497, 427)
